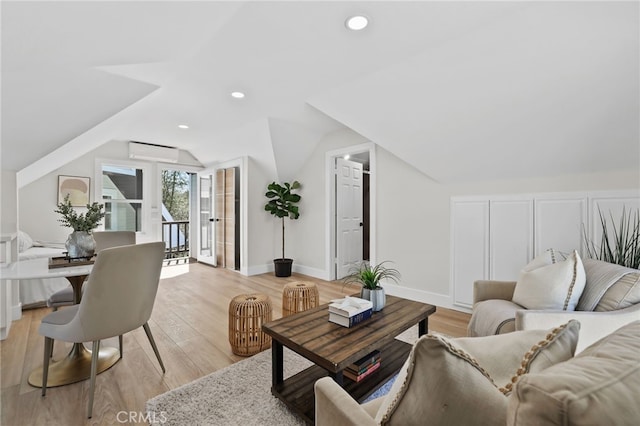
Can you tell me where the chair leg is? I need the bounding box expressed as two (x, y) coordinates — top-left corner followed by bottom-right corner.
(42, 337), (53, 396)
(87, 340), (100, 419)
(143, 323), (165, 373)
(119, 335), (123, 359)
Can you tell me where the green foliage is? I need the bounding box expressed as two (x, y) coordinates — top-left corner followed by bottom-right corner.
(55, 194), (105, 232)
(343, 261), (401, 290)
(264, 181), (301, 219)
(264, 181), (301, 259)
(161, 170), (190, 220)
(584, 207), (640, 269)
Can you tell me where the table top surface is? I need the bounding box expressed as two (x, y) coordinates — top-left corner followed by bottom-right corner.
(0, 257), (93, 280)
(263, 294), (436, 372)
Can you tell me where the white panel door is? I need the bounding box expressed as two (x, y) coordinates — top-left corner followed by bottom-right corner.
(490, 199), (533, 281)
(336, 158), (363, 279)
(451, 200), (489, 308)
(535, 196), (587, 257)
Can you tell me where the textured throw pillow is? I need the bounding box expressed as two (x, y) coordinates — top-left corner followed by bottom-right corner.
(17, 230), (34, 253)
(375, 321), (580, 426)
(512, 250), (586, 311)
(507, 321), (640, 426)
(595, 272), (640, 312)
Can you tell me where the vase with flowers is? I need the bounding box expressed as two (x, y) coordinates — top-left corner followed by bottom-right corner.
(55, 194), (106, 259)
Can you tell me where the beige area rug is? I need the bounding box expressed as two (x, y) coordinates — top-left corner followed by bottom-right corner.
(145, 326), (420, 426)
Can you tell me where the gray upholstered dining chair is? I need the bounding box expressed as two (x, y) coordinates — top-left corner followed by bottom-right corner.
(39, 242), (166, 418)
(46, 231), (136, 310)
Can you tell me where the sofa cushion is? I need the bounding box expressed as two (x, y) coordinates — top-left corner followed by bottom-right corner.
(594, 271), (640, 312)
(375, 321), (580, 426)
(468, 299), (521, 337)
(507, 320), (640, 426)
(513, 250), (586, 311)
(577, 258), (640, 311)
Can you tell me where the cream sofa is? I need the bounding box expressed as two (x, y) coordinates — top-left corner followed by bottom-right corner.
(315, 320), (640, 426)
(468, 258), (640, 353)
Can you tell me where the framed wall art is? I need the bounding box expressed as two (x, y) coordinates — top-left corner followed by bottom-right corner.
(58, 175), (90, 206)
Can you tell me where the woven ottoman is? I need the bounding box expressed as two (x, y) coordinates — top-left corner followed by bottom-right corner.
(282, 281), (320, 317)
(228, 293), (273, 356)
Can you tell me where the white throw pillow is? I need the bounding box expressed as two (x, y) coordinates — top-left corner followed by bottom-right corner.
(17, 230), (34, 253)
(512, 250), (586, 311)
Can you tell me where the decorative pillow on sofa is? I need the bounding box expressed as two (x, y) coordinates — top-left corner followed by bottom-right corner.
(507, 320), (640, 426)
(374, 321), (580, 426)
(17, 230), (34, 253)
(512, 250), (586, 311)
(595, 271), (640, 312)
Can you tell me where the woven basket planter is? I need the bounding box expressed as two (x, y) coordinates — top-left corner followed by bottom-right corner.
(228, 294), (273, 356)
(282, 281), (319, 317)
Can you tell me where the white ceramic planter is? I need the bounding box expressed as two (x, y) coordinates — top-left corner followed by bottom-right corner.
(360, 287), (386, 312)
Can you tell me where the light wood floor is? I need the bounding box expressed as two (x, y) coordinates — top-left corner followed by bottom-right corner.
(0, 262), (470, 426)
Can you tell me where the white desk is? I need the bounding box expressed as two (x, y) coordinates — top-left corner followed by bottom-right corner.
(0, 257), (120, 387)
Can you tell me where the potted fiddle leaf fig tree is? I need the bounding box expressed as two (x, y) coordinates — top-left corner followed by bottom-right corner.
(264, 181), (301, 277)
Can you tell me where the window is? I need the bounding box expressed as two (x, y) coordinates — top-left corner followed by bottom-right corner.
(101, 165), (144, 232)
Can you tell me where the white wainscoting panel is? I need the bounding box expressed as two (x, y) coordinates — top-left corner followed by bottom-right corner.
(451, 200), (489, 308)
(490, 199), (533, 281)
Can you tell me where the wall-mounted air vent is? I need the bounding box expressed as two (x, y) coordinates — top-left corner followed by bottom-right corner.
(128, 142), (179, 163)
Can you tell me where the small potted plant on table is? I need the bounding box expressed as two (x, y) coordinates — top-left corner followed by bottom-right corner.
(343, 261), (401, 312)
(55, 194), (105, 259)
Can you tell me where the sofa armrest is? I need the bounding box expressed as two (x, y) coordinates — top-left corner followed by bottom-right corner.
(473, 280), (517, 304)
(314, 377), (377, 426)
(515, 303), (640, 353)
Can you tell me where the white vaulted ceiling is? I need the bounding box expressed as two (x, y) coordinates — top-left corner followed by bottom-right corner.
(2, 1), (638, 186)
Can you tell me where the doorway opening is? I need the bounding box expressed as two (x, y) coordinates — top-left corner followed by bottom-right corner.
(197, 158), (247, 273)
(161, 169), (196, 261)
(326, 142), (376, 280)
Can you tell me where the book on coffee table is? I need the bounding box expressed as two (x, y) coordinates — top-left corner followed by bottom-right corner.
(328, 296), (373, 317)
(347, 350), (381, 373)
(328, 308), (372, 327)
(344, 361), (381, 382)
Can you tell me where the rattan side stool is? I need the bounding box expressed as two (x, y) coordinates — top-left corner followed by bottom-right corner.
(282, 281), (320, 317)
(228, 293), (273, 356)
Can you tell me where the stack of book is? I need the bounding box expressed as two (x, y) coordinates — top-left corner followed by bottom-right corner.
(344, 350), (381, 382)
(328, 296), (373, 327)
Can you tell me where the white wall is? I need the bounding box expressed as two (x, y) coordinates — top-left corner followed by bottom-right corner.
(289, 129), (370, 276)
(1, 170), (18, 236)
(292, 127), (640, 309)
(246, 157), (278, 274)
(18, 140), (201, 243)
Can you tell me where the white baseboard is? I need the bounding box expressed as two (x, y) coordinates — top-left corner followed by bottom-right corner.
(245, 262), (330, 280)
(12, 303), (21, 321)
(246, 263), (272, 276)
(293, 263), (330, 281)
(384, 284), (471, 314)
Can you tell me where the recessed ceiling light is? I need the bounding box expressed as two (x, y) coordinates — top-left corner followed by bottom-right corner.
(344, 154), (350, 160)
(346, 15), (369, 31)
(231, 91), (245, 99)
(178, 124), (189, 129)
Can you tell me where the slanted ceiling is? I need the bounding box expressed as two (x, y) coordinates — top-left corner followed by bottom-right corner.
(2, 1), (638, 187)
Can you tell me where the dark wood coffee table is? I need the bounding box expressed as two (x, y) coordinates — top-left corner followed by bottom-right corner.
(262, 294), (436, 424)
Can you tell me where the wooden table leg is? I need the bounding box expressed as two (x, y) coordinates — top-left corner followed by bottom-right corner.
(272, 340), (284, 387)
(418, 317), (428, 336)
(330, 370), (344, 386)
(67, 274), (88, 304)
